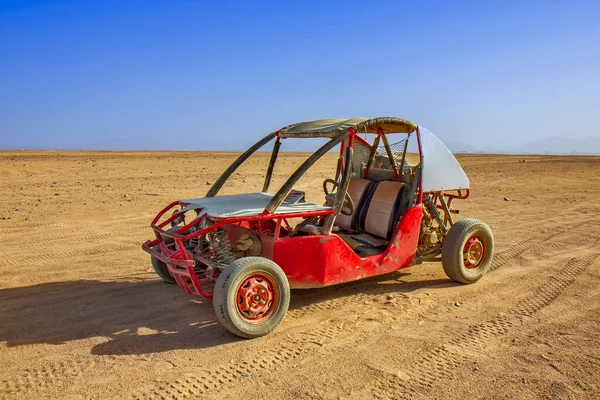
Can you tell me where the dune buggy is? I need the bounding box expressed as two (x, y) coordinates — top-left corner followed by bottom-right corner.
(142, 117), (494, 338)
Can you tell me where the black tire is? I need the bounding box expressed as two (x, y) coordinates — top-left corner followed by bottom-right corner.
(213, 257), (290, 338)
(151, 229), (177, 284)
(442, 218), (494, 284)
(151, 250), (176, 284)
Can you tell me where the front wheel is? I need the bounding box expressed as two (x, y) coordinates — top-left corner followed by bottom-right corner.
(151, 228), (178, 284)
(151, 251), (176, 284)
(442, 218), (494, 284)
(213, 257), (290, 338)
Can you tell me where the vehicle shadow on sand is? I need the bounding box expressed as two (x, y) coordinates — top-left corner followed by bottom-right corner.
(0, 270), (456, 356)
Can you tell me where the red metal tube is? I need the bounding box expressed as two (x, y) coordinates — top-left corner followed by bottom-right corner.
(151, 209), (334, 241)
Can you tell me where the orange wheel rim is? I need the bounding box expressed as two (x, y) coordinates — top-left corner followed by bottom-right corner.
(236, 273), (278, 324)
(463, 236), (484, 269)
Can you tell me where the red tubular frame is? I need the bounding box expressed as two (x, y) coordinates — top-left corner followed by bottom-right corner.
(142, 207), (335, 299)
(143, 125), (428, 299)
(415, 127), (424, 204)
(150, 209), (334, 243)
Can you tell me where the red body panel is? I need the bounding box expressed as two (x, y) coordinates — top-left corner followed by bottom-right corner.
(273, 205), (423, 288)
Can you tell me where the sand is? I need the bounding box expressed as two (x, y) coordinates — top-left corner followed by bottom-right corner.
(1, 151), (599, 399)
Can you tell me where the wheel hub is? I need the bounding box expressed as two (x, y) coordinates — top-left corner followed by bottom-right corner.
(463, 236), (484, 269)
(236, 274), (277, 323)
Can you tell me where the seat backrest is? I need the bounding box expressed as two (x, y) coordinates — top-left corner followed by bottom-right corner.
(359, 181), (412, 239)
(335, 177), (374, 230)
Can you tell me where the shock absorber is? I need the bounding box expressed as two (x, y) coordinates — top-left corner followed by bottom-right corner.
(189, 236), (200, 249)
(424, 196), (448, 234)
(207, 228), (235, 265)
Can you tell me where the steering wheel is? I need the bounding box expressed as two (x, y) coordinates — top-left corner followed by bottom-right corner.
(322, 178), (355, 216)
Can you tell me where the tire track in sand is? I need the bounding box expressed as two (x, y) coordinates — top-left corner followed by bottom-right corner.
(0, 243), (134, 268)
(0, 214), (151, 234)
(489, 225), (566, 271)
(2, 222), (591, 399)
(129, 223), (594, 400)
(288, 222), (593, 321)
(0, 356), (117, 400)
(0, 214), (151, 248)
(1, 320), (346, 400)
(131, 322), (348, 399)
(1, 224), (147, 254)
(372, 253), (599, 399)
(0, 222), (70, 234)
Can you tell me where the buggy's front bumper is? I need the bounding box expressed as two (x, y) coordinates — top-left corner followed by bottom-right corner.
(142, 240), (213, 299)
(142, 240), (194, 267)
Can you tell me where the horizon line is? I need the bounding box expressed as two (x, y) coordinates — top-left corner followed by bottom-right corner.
(1, 149), (600, 156)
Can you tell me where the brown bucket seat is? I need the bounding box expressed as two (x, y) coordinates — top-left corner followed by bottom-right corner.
(335, 178), (375, 231)
(338, 180), (412, 257)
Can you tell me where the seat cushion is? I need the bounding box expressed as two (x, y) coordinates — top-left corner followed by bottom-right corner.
(360, 181), (411, 239)
(335, 178), (374, 230)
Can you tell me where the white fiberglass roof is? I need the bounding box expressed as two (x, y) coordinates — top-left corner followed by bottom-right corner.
(180, 192), (331, 218)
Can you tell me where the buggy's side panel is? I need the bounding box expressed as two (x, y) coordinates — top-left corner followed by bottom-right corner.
(273, 205), (423, 288)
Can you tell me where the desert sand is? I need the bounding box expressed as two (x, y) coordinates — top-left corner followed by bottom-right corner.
(1, 151), (599, 399)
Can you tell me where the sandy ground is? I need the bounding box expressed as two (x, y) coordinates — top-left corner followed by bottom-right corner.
(1, 151), (599, 400)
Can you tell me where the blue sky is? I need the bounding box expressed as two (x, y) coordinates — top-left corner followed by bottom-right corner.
(0, 0), (599, 151)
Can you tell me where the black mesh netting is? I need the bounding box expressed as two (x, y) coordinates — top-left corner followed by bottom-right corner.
(351, 137), (414, 183)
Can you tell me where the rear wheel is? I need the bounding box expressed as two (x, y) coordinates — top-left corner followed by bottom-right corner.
(442, 218), (494, 284)
(213, 257), (290, 338)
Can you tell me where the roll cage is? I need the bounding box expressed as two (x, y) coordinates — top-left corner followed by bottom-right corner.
(148, 117), (471, 254)
(203, 118), (427, 233)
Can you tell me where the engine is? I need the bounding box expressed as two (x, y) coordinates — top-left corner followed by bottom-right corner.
(418, 197), (445, 254)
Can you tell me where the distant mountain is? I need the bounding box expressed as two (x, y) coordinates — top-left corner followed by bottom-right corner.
(448, 136), (600, 155)
(445, 141), (479, 154)
(515, 136), (600, 155)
